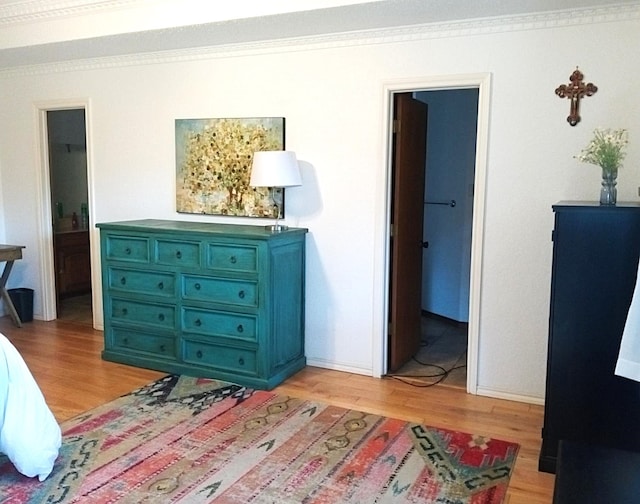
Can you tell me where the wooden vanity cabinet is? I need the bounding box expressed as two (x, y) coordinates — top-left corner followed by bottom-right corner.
(54, 230), (91, 297)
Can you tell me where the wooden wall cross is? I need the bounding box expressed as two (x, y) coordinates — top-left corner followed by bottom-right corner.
(555, 68), (598, 126)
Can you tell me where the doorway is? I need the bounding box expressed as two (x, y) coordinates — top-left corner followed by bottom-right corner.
(36, 101), (95, 326)
(47, 109), (92, 324)
(388, 88), (478, 387)
(378, 74), (491, 394)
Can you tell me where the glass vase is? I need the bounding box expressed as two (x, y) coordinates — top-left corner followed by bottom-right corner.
(600, 167), (618, 206)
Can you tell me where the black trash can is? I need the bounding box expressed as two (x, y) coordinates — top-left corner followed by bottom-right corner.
(8, 288), (34, 323)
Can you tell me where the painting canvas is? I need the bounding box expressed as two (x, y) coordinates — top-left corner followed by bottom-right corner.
(175, 117), (285, 217)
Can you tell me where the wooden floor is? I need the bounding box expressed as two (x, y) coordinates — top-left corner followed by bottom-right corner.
(0, 317), (555, 503)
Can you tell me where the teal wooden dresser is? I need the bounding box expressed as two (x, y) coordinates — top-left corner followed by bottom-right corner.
(96, 219), (307, 389)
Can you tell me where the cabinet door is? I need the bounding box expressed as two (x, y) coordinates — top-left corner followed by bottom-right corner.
(55, 232), (91, 296)
(542, 206), (640, 471)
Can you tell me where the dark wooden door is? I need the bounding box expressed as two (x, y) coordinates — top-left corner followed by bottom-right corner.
(388, 93), (428, 371)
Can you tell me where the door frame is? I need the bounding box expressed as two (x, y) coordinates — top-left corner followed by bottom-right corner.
(34, 98), (99, 327)
(373, 73), (491, 394)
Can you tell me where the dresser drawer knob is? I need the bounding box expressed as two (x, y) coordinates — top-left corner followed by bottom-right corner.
(158, 313), (165, 321)
(237, 324), (244, 333)
(238, 357), (245, 366)
(125, 247), (131, 255)
(230, 255), (237, 264)
(123, 338), (129, 345)
(238, 290), (245, 299)
(160, 344), (166, 352)
(195, 283), (201, 290)
(158, 282), (164, 290)
(122, 308), (128, 316)
(195, 318), (202, 327)
(176, 250), (182, 259)
(120, 277), (127, 285)
(196, 350), (203, 359)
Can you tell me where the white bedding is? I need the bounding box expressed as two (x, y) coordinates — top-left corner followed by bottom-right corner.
(0, 332), (61, 481)
(616, 258), (640, 382)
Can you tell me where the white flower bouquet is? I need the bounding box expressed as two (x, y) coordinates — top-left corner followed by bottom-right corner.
(576, 128), (629, 174)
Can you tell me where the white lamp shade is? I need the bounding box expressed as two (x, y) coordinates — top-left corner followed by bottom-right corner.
(250, 151), (302, 188)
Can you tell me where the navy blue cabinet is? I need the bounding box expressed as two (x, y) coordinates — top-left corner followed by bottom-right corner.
(97, 219), (307, 389)
(539, 202), (640, 473)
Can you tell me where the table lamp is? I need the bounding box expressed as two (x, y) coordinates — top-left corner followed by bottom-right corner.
(250, 150), (302, 231)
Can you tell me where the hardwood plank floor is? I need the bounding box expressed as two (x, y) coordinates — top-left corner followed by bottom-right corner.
(0, 317), (555, 503)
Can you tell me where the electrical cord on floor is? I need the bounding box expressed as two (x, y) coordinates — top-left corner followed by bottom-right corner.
(383, 353), (467, 388)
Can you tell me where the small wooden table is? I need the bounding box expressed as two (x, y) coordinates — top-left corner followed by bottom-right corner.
(0, 244), (26, 327)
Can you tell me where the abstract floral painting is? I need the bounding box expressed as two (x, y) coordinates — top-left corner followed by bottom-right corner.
(175, 117), (285, 217)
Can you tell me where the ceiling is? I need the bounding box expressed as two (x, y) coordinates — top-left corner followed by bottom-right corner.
(0, 0), (636, 70)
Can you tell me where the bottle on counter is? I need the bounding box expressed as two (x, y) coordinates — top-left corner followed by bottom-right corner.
(80, 203), (88, 229)
(71, 212), (79, 230)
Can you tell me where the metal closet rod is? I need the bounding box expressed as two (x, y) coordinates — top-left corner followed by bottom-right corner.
(424, 199), (456, 207)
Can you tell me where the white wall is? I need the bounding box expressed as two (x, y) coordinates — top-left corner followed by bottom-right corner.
(0, 8), (639, 402)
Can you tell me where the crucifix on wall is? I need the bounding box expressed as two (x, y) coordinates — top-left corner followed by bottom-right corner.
(555, 67), (598, 126)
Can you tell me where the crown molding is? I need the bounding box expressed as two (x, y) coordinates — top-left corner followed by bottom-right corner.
(0, 0), (137, 24)
(0, 0), (375, 26)
(1, 2), (638, 79)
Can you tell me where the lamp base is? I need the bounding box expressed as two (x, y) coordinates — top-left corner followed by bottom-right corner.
(265, 224), (289, 232)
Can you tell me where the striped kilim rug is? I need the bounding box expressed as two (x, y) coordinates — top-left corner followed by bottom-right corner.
(0, 375), (519, 503)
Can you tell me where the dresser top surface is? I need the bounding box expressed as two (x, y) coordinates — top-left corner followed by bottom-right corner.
(554, 201), (640, 210)
(96, 219), (308, 238)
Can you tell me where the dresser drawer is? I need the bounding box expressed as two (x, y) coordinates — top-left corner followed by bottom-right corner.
(108, 267), (176, 297)
(109, 298), (176, 329)
(105, 235), (150, 263)
(111, 327), (175, 358)
(183, 275), (257, 308)
(182, 308), (256, 341)
(207, 244), (258, 273)
(156, 239), (201, 268)
(183, 339), (257, 375)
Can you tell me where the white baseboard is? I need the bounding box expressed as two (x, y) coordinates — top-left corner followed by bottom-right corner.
(305, 358), (374, 377)
(476, 387), (544, 406)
